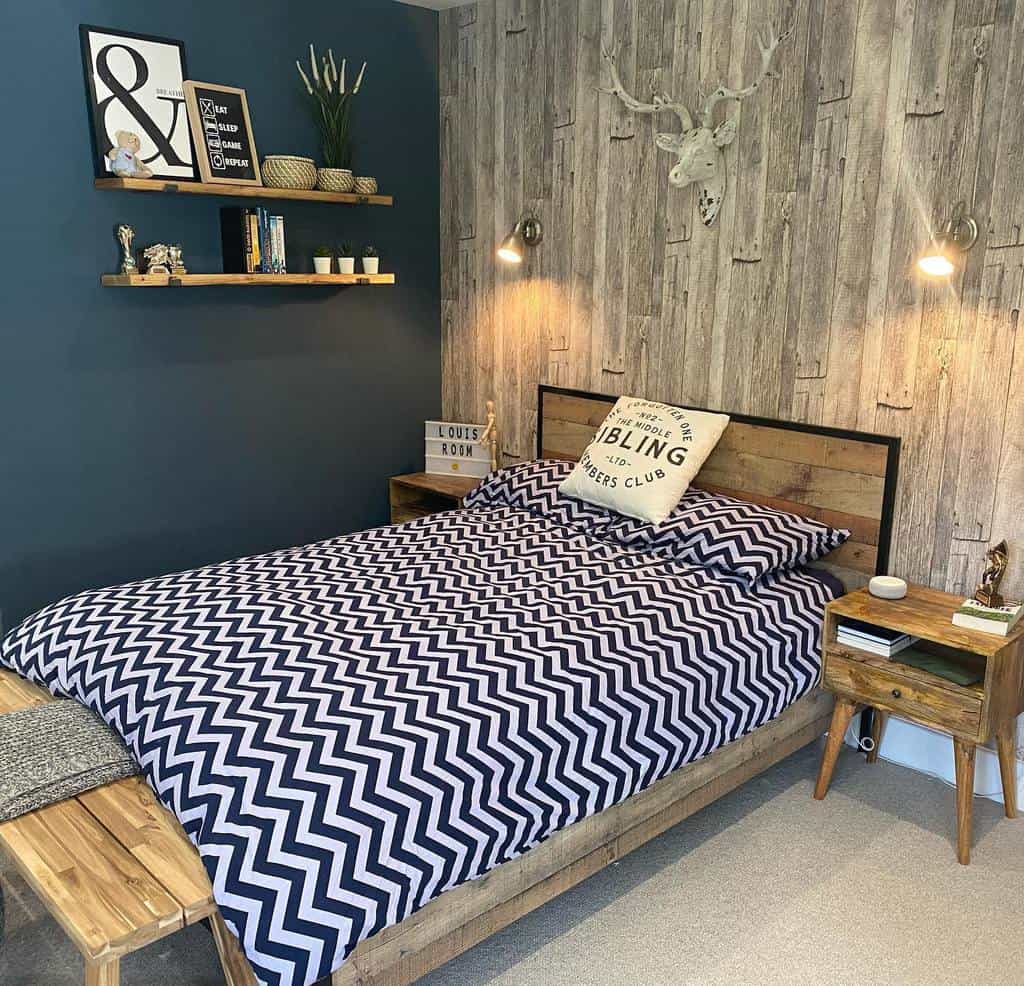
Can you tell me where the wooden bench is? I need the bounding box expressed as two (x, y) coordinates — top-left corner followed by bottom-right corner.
(0, 669), (258, 986)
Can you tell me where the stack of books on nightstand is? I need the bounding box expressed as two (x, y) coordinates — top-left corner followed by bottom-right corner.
(837, 618), (918, 658)
(952, 599), (1023, 636)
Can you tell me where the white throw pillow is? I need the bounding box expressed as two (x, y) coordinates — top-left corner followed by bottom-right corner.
(559, 397), (730, 525)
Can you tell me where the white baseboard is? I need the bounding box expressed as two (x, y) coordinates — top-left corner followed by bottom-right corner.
(844, 713), (1023, 805)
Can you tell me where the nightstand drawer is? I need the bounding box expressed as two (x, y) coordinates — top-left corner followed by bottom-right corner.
(824, 653), (982, 738)
(391, 504), (444, 524)
(389, 488), (459, 517)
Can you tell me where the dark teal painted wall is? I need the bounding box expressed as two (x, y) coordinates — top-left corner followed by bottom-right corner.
(0, 1), (440, 626)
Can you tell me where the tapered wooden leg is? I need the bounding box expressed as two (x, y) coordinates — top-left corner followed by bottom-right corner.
(996, 723), (1018, 819)
(211, 912), (259, 986)
(814, 698), (857, 800)
(85, 959), (120, 986)
(867, 709), (888, 764)
(953, 738), (976, 865)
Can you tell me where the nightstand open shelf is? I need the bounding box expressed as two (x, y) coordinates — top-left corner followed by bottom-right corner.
(814, 583), (1024, 864)
(389, 472), (479, 524)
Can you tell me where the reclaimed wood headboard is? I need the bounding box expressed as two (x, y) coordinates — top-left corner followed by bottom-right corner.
(537, 386), (901, 584)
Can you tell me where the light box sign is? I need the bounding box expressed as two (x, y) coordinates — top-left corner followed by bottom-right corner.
(424, 421), (489, 478)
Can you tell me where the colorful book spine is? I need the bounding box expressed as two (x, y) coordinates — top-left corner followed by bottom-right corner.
(272, 211), (280, 274)
(273, 216), (286, 273)
(260, 208), (273, 275)
(244, 209), (254, 272)
(249, 211), (261, 272)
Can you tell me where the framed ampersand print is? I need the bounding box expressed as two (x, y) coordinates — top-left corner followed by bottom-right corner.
(80, 25), (197, 181)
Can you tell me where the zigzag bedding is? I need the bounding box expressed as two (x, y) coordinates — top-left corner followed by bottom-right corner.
(0, 499), (840, 986)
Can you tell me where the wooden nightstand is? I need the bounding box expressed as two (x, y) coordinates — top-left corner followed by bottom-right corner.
(813, 584), (1024, 864)
(389, 472), (480, 524)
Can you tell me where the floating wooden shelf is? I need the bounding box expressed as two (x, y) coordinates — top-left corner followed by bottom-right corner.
(101, 273), (396, 288)
(95, 176), (394, 206)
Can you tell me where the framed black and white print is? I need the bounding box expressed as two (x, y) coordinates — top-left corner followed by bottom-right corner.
(80, 25), (197, 180)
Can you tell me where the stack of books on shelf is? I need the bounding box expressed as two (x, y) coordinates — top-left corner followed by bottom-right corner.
(836, 618), (918, 658)
(220, 207), (287, 274)
(952, 599), (1023, 636)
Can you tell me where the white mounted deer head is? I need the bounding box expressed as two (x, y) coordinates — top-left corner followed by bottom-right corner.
(600, 23), (793, 226)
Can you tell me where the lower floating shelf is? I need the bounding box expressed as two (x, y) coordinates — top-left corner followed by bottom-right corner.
(101, 273), (396, 288)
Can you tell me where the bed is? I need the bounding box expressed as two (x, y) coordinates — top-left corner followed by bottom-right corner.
(0, 386), (900, 986)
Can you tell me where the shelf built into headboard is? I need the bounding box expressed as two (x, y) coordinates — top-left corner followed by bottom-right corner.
(537, 386), (901, 584)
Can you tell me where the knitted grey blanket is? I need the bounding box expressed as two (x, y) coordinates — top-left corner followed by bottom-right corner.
(0, 701), (139, 821)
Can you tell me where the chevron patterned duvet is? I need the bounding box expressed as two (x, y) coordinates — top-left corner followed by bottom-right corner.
(0, 503), (839, 986)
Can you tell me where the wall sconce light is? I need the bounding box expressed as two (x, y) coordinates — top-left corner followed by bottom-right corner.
(497, 214), (543, 264)
(918, 201), (978, 277)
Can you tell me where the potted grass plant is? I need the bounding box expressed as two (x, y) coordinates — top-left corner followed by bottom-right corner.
(361, 245), (380, 275)
(296, 45), (367, 193)
(313, 246), (333, 274)
(336, 243), (355, 275)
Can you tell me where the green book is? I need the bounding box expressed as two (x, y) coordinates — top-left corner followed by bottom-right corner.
(896, 648), (983, 686)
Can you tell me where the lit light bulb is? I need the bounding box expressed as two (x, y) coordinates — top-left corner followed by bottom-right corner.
(496, 216), (542, 265)
(916, 203), (978, 278)
(917, 252), (956, 277)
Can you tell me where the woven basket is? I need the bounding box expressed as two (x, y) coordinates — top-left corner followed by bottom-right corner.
(261, 155), (317, 190)
(353, 176), (379, 196)
(317, 168), (355, 193)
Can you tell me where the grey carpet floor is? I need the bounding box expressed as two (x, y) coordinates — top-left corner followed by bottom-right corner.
(2, 740), (1023, 986)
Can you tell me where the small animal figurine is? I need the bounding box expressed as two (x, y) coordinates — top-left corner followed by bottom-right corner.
(480, 399), (499, 472)
(143, 243), (172, 275)
(107, 131), (153, 179)
(116, 223), (137, 274)
(975, 540), (1009, 609)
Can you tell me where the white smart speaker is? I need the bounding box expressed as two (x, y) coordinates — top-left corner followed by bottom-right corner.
(868, 575), (908, 600)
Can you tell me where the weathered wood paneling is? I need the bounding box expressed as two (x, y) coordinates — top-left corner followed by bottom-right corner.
(440, 0), (1024, 604)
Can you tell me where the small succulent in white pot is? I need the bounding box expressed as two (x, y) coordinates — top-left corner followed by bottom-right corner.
(313, 246), (333, 274)
(337, 243), (355, 274)
(361, 245), (379, 275)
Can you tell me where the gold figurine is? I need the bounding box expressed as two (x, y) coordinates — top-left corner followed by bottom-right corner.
(974, 540), (1009, 609)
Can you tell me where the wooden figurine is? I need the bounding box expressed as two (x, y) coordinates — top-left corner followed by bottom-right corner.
(975, 540), (1009, 609)
(480, 400), (499, 472)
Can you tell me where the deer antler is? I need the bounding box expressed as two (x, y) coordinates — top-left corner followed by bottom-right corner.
(700, 22), (793, 127)
(599, 45), (695, 131)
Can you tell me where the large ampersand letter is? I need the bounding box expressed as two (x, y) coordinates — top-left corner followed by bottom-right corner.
(95, 43), (188, 167)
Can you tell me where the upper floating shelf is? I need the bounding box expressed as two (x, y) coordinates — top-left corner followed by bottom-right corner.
(101, 273), (396, 288)
(95, 176), (394, 206)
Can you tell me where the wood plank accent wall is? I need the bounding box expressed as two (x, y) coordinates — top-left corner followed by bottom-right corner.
(439, 0), (1024, 605)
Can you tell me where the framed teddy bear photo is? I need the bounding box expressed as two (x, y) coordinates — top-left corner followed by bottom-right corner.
(79, 25), (198, 181)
